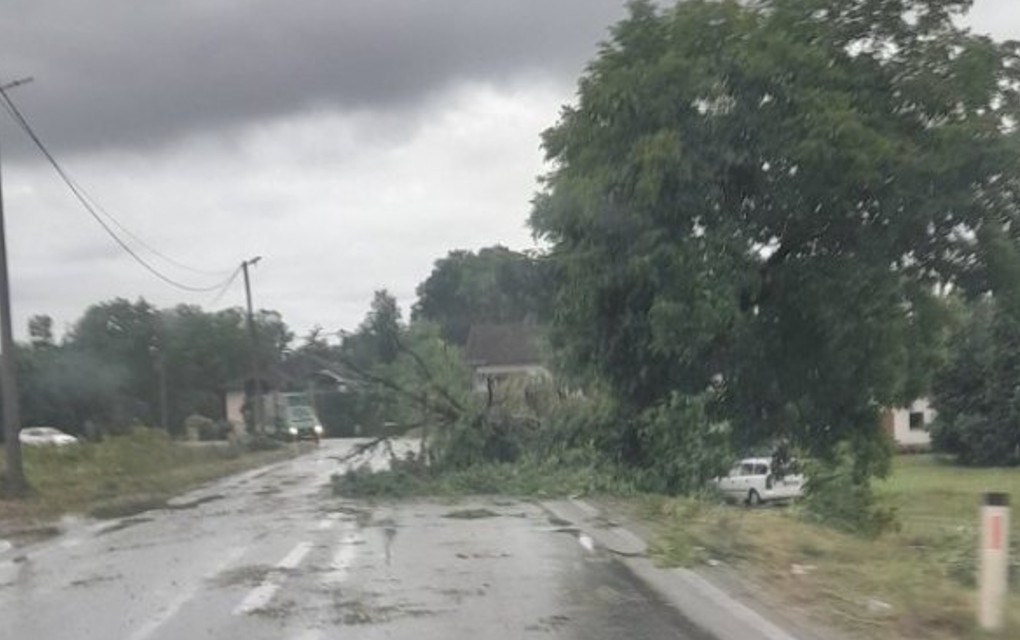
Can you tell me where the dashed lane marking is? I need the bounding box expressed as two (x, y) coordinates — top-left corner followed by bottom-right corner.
(233, 541), (312, 615)
(127, 545), (248, 640)
(578, 533), (596, 553)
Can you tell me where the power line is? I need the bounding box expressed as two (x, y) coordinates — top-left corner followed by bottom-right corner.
(208, 264), (243, 306)
(0, 88), (236, 293)
(72, 178), (233, 277)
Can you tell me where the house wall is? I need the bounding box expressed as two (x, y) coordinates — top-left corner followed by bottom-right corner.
(886, 398), (936, 448)
(225, 390), (246, 434)
(224, 390), (280, 435)
(472, 364), (549, 392)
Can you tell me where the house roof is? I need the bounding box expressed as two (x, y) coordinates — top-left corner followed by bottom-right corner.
(464, 322), (542, 367)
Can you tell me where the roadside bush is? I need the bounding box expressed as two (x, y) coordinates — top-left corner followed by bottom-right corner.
(331, 439), (632, 499)
(182, 414), (216, 441)
(332, 465), (428, 498)
(939, 524), (1020, 588)
(800, 445), (898, 537)
(631, 392), (732, 495)
(244, 434), (286, 452)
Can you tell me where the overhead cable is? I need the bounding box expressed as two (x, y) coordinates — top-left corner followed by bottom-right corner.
(0, 89), (235, 293)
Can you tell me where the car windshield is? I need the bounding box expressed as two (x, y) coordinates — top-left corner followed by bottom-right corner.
(25, 428), (59, 436)
(1, 3), (1017, 639)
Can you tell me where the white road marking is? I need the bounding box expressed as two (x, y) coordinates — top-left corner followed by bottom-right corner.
(317, 516), (338, 531)
(234, 541), (313, 615)
(291, 630), (322, 640)
(127, 545), (248, 640)
(278, 541), (313, 570)
(578, 534), (596, 553)
(234, 581), (282, 615)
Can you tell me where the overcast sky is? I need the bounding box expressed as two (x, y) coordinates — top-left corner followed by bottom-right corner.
(0, 1), (1017, 341)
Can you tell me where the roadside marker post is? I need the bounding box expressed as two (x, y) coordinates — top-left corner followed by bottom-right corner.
(978, 492), (1010, 633)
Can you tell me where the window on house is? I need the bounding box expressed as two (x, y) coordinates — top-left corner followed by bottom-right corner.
(909, 411), (926, 430)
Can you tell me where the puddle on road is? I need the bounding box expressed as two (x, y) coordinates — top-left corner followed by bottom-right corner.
(166, 494), (226, 510)
(327, 505), (373, 526)
(250, 598), (299, 620)
(96, 516), (154, 536)
(454, 551), (512, 560)
(68, 572), (121, 588)
(525, 614), (572, 633)
(2, 525), (62, 546)
(442, 508), (501, 520)
(432, 585), (489, 603)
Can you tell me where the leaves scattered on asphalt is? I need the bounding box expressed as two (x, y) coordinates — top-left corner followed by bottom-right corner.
(211, 564), (273, 588)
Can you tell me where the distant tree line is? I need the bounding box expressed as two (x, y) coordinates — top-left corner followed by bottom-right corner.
(3, 298), (292, 439)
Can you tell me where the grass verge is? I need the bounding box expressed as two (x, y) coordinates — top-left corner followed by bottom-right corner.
(0, 429), (296, 528)
(618, 454), (1020, 640)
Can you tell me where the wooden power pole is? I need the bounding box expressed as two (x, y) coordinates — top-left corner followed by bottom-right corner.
(242, 257), (263, 435)
(0, 77), (32, 496)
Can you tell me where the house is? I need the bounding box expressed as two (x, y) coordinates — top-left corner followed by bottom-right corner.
(464, 322), (549, 393)
(882, 398), (936, 451)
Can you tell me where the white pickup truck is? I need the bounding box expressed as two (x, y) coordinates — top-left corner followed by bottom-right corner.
(713, 457), (804, 506)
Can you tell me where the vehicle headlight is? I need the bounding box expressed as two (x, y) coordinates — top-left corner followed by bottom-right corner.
(313, 425), (323, 435)
(287, 427), (298, 436)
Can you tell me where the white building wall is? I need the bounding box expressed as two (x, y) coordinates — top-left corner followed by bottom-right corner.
(889, 398), (936, 447)
(225, 390), (246, 433)
(224, 390), (279, 435)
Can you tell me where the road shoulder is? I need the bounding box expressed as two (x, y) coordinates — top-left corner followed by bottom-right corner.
(541, 498), (847, 640)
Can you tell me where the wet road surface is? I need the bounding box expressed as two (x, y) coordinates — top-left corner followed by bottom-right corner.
(0, 439), (712, 639)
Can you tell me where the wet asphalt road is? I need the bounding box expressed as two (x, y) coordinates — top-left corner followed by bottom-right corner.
(0, 439), (710, 639)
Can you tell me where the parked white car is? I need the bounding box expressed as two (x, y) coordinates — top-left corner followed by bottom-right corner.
(19, 426), (79, 447)
(713, 457), (804, 506)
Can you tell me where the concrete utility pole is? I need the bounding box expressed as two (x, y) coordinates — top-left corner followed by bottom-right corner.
(242, 257), (263, 435)
(0, 76), (33, 496)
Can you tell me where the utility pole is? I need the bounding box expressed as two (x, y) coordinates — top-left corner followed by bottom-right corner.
(0, 77), (32, 496)
(154, 311), (169, 432)
(242, 257), (263, 435)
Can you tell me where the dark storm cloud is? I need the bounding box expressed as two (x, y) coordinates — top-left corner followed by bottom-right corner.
(0, 0), (627, 152)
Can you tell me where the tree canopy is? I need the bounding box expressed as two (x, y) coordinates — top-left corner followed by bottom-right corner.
(530, 0), (1020, 475)
(9, 298), (293, 437)
(413, 246), (551, 345)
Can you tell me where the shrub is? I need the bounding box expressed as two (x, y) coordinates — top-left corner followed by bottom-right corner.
(182, 414), (216, 441)
(800, 444), (898, 537)
(631, 392), (732, 495)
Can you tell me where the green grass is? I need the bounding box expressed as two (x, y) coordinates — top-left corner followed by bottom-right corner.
(877, 454), (1020, 523)
(625, 455), (1020, 640)
(1, 429), (295, 526)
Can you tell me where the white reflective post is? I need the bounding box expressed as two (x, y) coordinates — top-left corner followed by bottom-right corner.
(978, 492), (1010, 632)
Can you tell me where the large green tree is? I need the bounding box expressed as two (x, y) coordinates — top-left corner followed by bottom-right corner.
(413, 246), (551, 344)
(531, 0), (1020, 477)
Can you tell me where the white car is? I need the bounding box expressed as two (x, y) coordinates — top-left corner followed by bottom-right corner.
(713, 457), (804, 506)
(19, 426), (79, 447)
